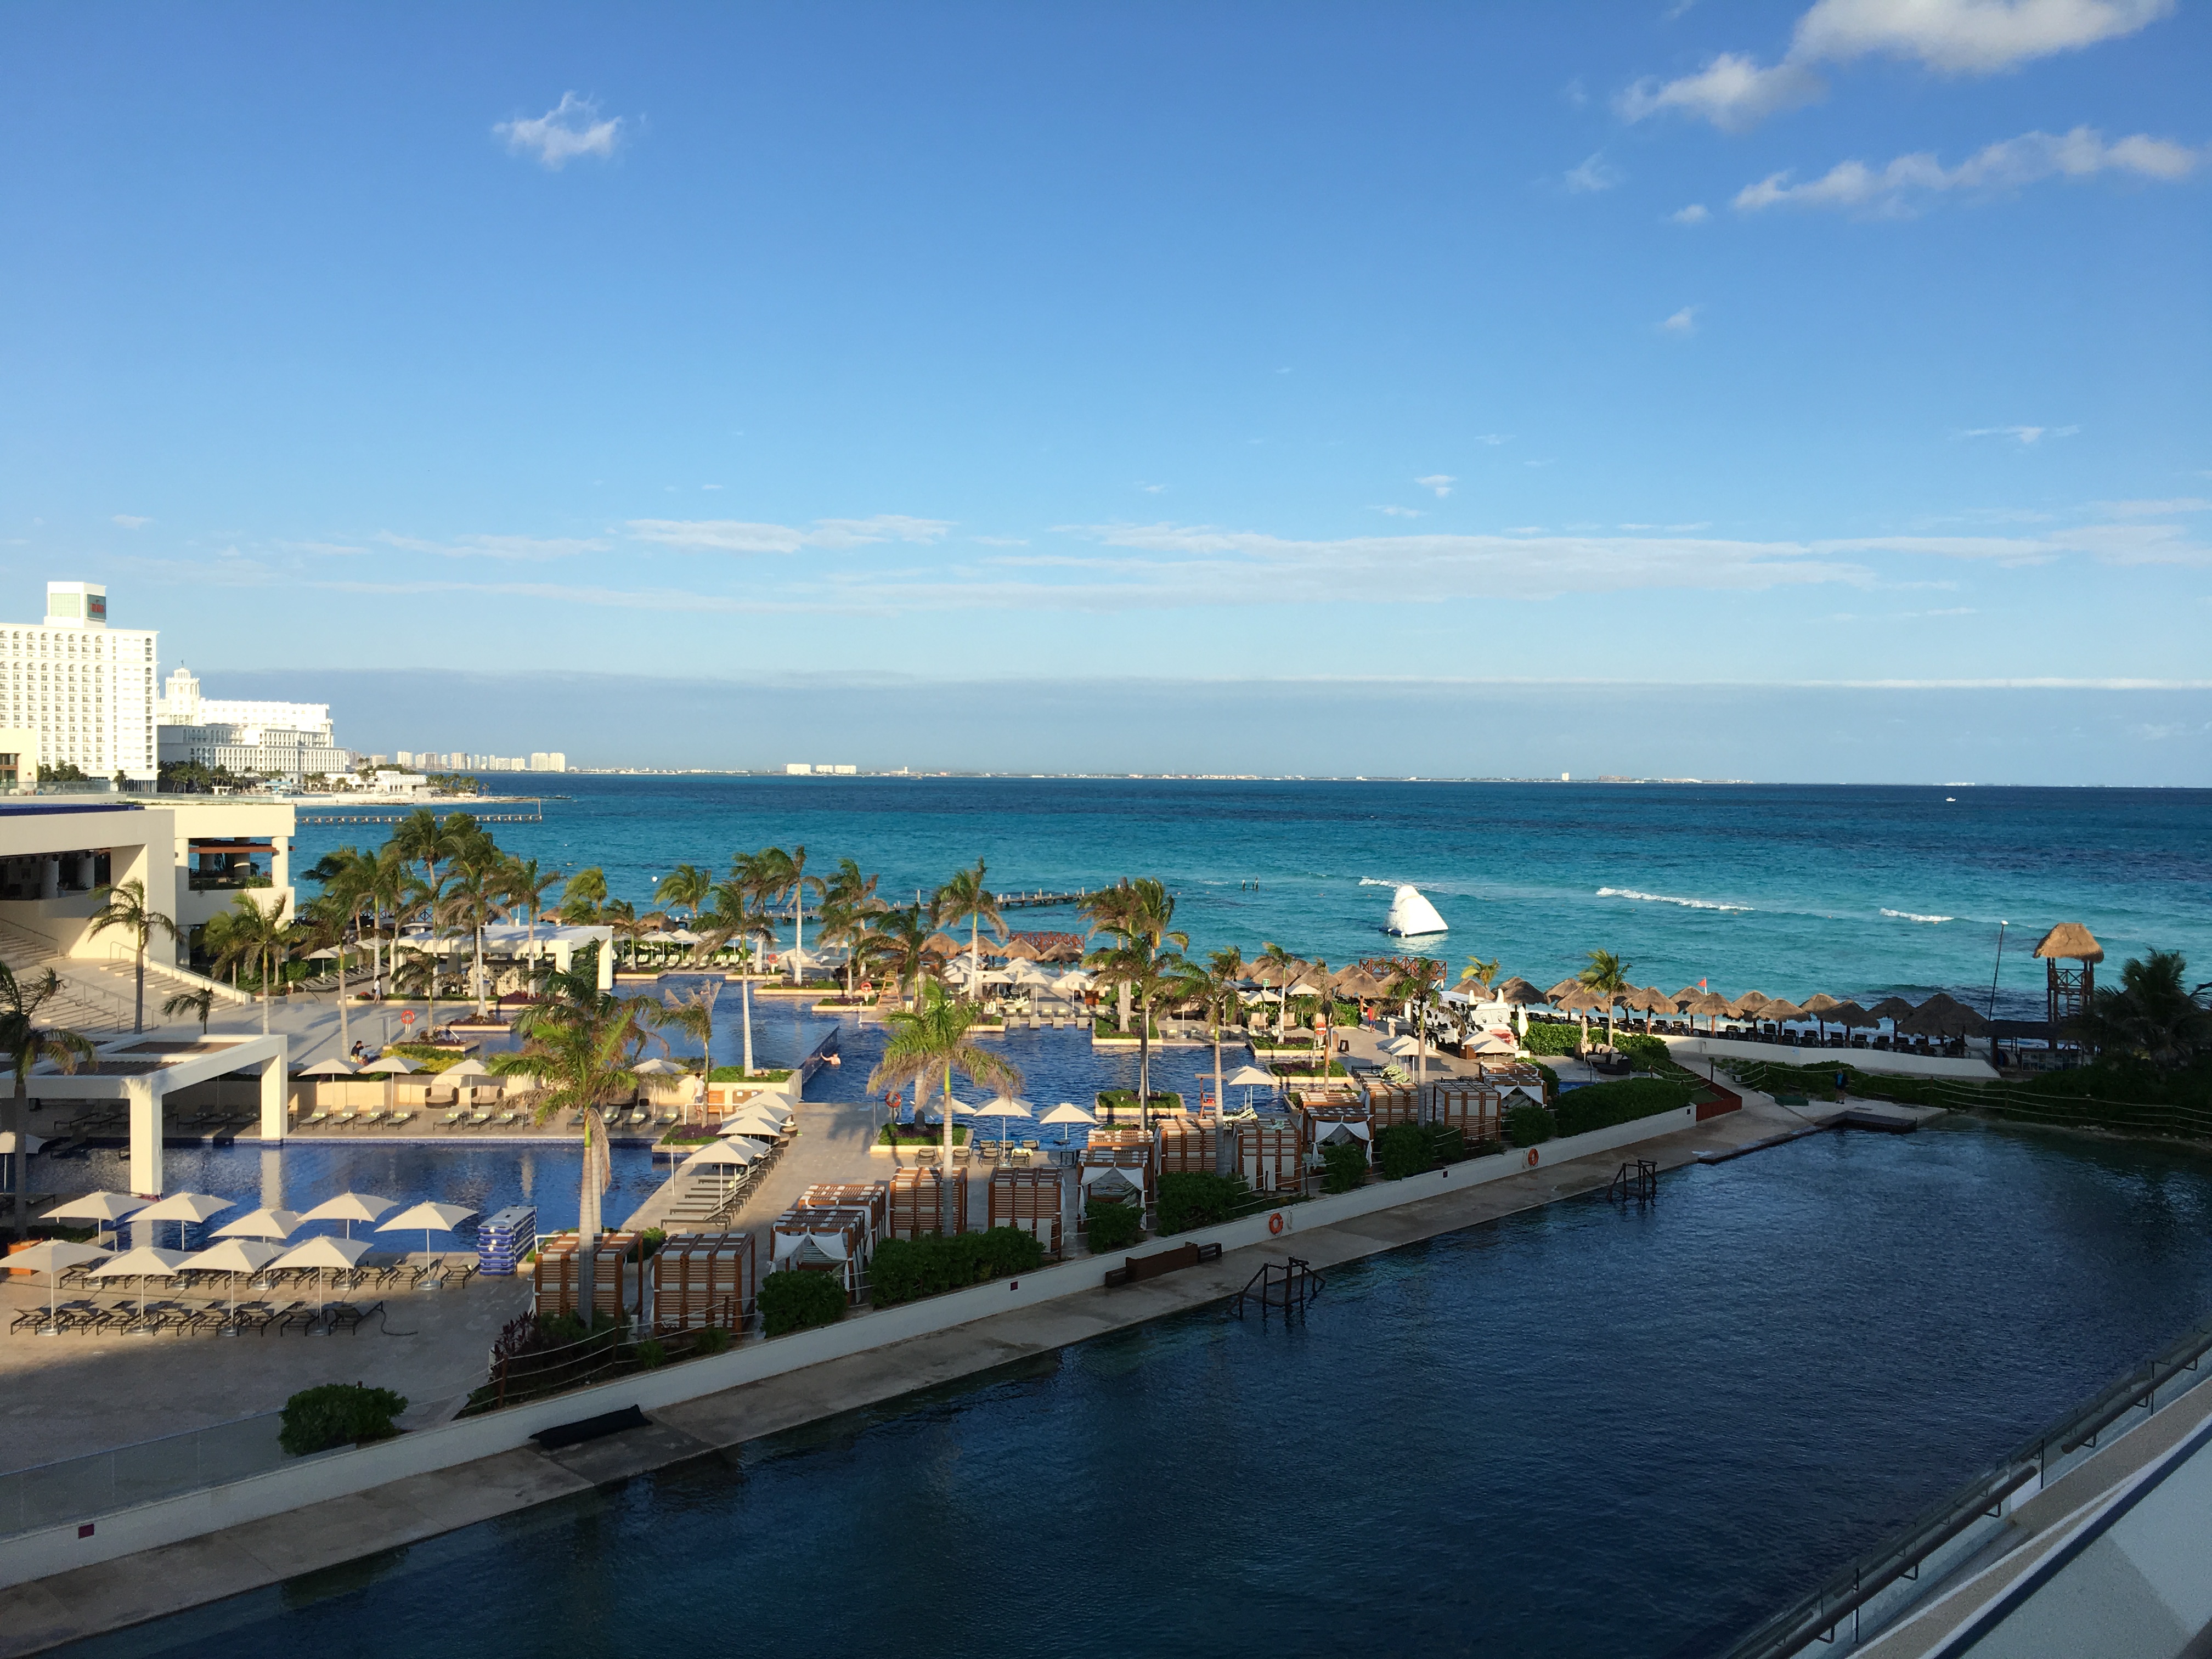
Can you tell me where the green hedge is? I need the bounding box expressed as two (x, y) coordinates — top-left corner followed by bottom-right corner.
(1375, 1121), (1444, 1180)
(1319, 1141), (1368, 1193)
(1085, 1200), (1144, 1253)
(1554, 1076), (1697, 1136)
(1519, 1022), (1584, 1057)
(1505, 1102), (1556, 1147)
(1096, 1090), (1181, 1112)
(280, 1383), (408, 1456)
(759, 1268), (847, 1336)
(1156, 1170), (1251, 1233)
(870, 1227), (1045, 1305)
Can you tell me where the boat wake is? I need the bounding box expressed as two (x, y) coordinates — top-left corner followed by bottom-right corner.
(1881, 909), (1955, 924)
(1596, 887), (1752, 913)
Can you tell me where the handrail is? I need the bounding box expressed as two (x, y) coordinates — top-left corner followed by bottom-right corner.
(0, 918), (136, 1026)
(105, 945), (253, 1006)
(1719, 1308), (2212, 1658)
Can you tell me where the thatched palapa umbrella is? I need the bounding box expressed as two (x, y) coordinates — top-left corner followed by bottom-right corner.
(1678, 990), (1731, 1035)
(1553, 983), (1610, 1048)
(1547, 978), (1583, 1003)
(1901, 992), (1988, 1039)
(1494, 977), (1546, 1005)
(1864, 995), (1916, 1043)
(1758, 997), (1806, 1034)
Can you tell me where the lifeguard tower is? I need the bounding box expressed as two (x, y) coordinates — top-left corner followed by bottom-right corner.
(2032, 924), (2103, 1051)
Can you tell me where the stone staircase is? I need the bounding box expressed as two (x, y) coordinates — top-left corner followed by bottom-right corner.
(0, 919), (142, 1034)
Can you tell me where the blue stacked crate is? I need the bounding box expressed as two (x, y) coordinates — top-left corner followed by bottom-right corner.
(478, 1205), (537, 1277)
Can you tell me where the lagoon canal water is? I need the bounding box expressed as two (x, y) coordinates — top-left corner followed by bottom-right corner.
(52, 1118), (2212, 1659)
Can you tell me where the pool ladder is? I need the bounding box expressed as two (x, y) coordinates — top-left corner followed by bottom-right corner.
(1609, 1159), (1658, 1204)
(1232, 1256), (1323, 1319)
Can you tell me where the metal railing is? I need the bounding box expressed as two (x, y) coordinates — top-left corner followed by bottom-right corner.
(104, 943), (254, 1006)
(1719, 1309), (2212, 1658)
(0, 1412), (293, 1542)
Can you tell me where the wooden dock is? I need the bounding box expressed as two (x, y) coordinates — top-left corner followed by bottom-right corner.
(297, 800), (546, 825)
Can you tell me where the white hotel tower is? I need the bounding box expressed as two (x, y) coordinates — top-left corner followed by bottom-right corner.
(0, 582), (159, 784)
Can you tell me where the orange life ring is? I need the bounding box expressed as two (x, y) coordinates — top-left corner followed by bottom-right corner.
(1525, 1148), (1540, 1168)
(1267, 1211), (1285, 1235)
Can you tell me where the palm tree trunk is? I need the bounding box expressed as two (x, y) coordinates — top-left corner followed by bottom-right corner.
(260, 945), (271, 1036)
(5, 1076), (24, 1239)
(1137, 984), (1153, 1131)
(941, 1062), (955, 1169)
(475, 924), (488, 1018)
(133, 935), (145, 1034)
(576, 1108), (602, 1322)
(336, 934), (350, 1056)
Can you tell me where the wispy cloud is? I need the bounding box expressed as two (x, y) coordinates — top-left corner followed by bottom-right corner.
(1670, 203), (1712, 224)
(1957, 424), (2080, 445)
(1415, 475), (1456, 499)
(2099, 497), (2212, 516)
(1620, 0), (2174, 132)
(495, 93), (624, 170)
(376, 531), (610, 561)
(1737, 126), (2204, 215)
(111, 515), (150, 529)
(1473, 433), (1514, 446)
(1662, 305), (1700, 334)
(1136, 482), (1168, 494)
(1564, 151), (1626, 193)
(1373, 506), (1425, 519)
(625, 515), (952, 553)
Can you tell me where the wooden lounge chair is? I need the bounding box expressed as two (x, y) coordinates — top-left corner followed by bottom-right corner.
(302, 1110), (330, 1128)
(387, 1110), (415, 1128)
(252, 1300), (303, 1334)
(356, 1110), (385, 1128)
(492, 1111), (521, 1127)
(443, 1262), (476, 1288)
(323, 1300), (381, 1334)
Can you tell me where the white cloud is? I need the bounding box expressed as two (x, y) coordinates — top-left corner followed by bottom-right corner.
(1671, 203), (1712, 224)
(2099, 498), (2212, 516)
(1415, 475), (1456, 498)
(625, 514), (952, 553)
(377, 531), (607, 561)
(1618, 54), (1825, 133)
(1473, 433), (1514, 446)
(1957, 424), (2080, 444)
(495, 93), (624, 170)
(1565, 151), (1626, 193)
(1136, 482), (1168, 493)
(111, 514), (150, 529)
(971, 535), (1030, 546)
(1621, 1), (2172, 132)
(1374, 506), (1425, 519)
(1793, 0), (2173, 74)
(1662, 306), (1700, 333)
(1735, 126), (2203, 213)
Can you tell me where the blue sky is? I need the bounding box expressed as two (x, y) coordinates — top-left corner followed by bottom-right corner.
(3, 1), (2208, 772)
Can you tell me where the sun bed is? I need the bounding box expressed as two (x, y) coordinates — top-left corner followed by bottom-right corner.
(302, 1110), (330, 1128)
(387, 1110), (416, 1128)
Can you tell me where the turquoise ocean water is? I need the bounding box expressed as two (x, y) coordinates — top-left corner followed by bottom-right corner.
(296, 778), (2211, 1019)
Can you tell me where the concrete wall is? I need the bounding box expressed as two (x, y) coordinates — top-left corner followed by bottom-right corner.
(0, 1099), (1706, 1589)
(1663, 1032), (1999, 1081)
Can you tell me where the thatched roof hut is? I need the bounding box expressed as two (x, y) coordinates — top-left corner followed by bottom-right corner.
(1866, 995), (1917, 1022)
(1547, 978), (1583, 1002)
(1494, 977), (1549, 1005)
(2033, 923), (2104, 963)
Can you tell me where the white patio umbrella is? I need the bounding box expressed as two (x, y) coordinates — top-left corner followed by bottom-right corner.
(1041, 1102), (1096, 1144)
(377, 1200), (477, 1261)
(362, 1052), (421, 1074)
(43, 1189), (146, 1250)
(180, 1237), (283, 1321)
(635, 1057), (681, 1076)
(1383, 1035), (1425, 1057)
(296, 1057), (356, 1077)
(270, 1234), (374, 1274)
(973, 1097), (1034, 1149)
(681, 1136), (758, 1203)
(442, 1058), (492, 1079)
(1, 1130), (46, 1154)
(213, 1207), (301, 1240)
(132, 1192), (234, 1250)
(298, 1192), (396, 1240)
(11, 1238), (109, 1330)
(91, 1244), (193, 1321)
(1057, 970), (1094, 991)
(1222, 1063), (1277, 1108)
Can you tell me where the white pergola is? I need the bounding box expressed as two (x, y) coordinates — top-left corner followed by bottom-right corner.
(29, 1032), (289, 1197)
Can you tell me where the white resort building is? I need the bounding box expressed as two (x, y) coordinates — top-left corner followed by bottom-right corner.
(155, 667), (349, 783)
(0, 582), (160, 785)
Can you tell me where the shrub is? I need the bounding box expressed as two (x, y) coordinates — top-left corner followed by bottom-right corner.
(1520, 1022), (1584, 1057)
(869, 1227), (1047, 1305)
(639, 1228), (667, 1260)
(632, 1337), (667, 1369)
(1505, 1102), (1556, 1147)
(1531, 1062), (1559, 1102)
(1155, 1170), (1251, 1233)
(1375, 1121), (1436, 1181)
(279, 1382), (409, 1456)
(759, 1268), (847, 1336)
(693, 1325), (731, 1356)
(1319, 1141), (1369, 1193)
(1429, 1126), (1469, 1164)
(1553, 1077), (1695, 1136)
(1614, 1033), (1673, 1071)
(1085, 1199), (1144, 1253)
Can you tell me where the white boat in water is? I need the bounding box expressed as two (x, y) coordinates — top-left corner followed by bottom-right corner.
(1383, 884), (1448, 936)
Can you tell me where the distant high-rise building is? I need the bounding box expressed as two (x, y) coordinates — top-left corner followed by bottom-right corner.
(157, 667), (332, 741)
(0, 582), (160, 782)
(528, 752), (566, 772)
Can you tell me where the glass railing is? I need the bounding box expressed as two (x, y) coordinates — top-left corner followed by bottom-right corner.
(186, 872), (273, 891)
(0, 1411), (299, 1541)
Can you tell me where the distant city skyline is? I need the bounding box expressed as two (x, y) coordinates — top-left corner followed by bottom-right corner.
(3, 2), (2205, 779)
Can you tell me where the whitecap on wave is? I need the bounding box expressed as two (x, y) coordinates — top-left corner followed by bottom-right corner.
(1881, 908), (1955, 924)
(1596, 886), (1752, 913)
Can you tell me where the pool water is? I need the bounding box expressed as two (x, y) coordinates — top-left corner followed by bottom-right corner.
(51, 1118), (2212, 1659)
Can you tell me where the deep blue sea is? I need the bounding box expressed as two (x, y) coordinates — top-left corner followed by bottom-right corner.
(57, 1120), (2212, 1659)
(295, 777), (2212, 1019)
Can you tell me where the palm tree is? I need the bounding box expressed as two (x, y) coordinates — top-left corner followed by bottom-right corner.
(161, 985), (216, 1035)
(504, 856), (564, 986)
(856, 906), (929, 1010)
(86, 877), (179, 1033)
(701, 874), (776, 1076)
(441, 832), (510, 1017)
(1579, 949), (1631, 1050)
(559, 866), (608, 925)
(0, 963), (93, 1239)
(1386, 956), (1448, 1094)
(652, 981), (721, 1123)
(1256, 940), (1301, 1042)
(817, 859), (885, 997)
(491, 959), (651, 1318)
(1079, 882), (1138, 1031)
(1081, 879), (1187, 1130)
(653, 864), (713, 928)
(2071, 950), (2210, 1067)
(296, 896), (359, 1060)
(757, 847), (826, 982)
(867, 980), (1022, 1166)
(1185, 946), (1246, 1118)
(393, 810), (471, 1029)
(1459, 955), (1500, 993)
(210, 891), (295, 1035)
(362, 844), (415, 998)
(933, 860), (1006, 985)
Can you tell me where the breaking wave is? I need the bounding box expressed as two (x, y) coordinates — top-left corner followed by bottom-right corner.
(1596, 887), (1753, 913)
(1882, 909), (1955, 924)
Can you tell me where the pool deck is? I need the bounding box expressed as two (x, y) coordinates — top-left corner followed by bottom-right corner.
(0, 1092), (1816, 1656)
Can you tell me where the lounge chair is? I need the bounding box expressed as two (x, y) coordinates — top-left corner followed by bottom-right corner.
(469, 1111), (493, 1126)
(442, 1262), (476, 1288)
(356, 1110), (385, 1128)
(323, 1301), (381, 1334)
(492, 1111), (520, 1127)
(387, 1110), (415, 1128)
(275, 1303), (322, 1335)
(302, 1110), (330, 1128)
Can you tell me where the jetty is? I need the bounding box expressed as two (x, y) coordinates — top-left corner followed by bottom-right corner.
(297, 800), (545, 825)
